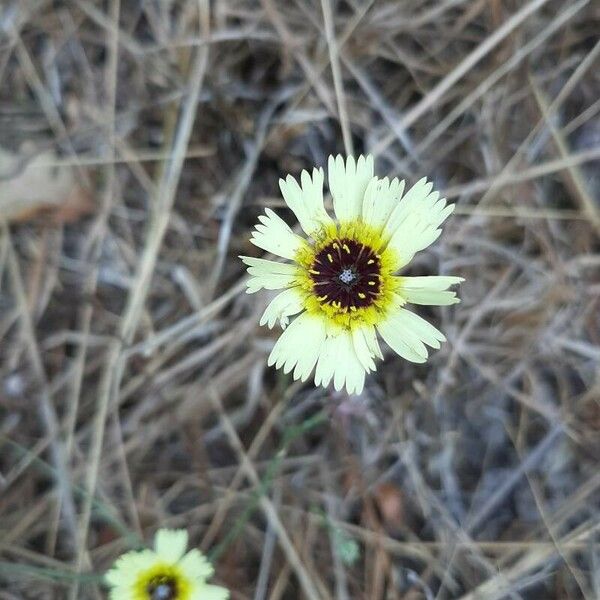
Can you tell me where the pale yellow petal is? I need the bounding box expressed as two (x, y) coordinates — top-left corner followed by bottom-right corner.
(351, 326), (378, 372)
(292, 318), (327, 382)
(267, 312), (325, 378)
(259, 287), (305, 329)
(362, 322), (384, 360)
(384, 184), (455, 267)
(109, 589), (132, 600)
(314, 334), (338, 389)
(313, 330), (367, 394)
(401, 276), (464, 290)
(240, 256), (297, 276)
(401, 289), (460, 305)
(240, 256), (299, 293)
(332, 332), (366, 394)
(250, 208), (305, 260)
(279, 167), (333, 236)
(105, 549), (156, 588)
(395, 308), (446, 349)
(383, 177), (433, 237)
(399, 275), (463, 306)
(362, 176), (405, 230)
(328, 154), (374, 222)
(179, 548), (214, 582)
(154, 529), (188, 562)
(376, 316), (429, 364)
(191, 584), (230, 600)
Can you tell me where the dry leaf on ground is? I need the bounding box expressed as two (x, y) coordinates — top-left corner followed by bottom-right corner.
(0, 147), (94, 224)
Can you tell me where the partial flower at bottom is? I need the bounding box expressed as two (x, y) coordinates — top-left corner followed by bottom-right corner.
(105, 529), (229, 600)
(241, 154), (464, 394)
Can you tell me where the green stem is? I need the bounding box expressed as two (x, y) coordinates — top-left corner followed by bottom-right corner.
(208, 410), (327, 562)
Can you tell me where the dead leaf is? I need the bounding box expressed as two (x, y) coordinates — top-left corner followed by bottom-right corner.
(0, 146), (94, 224)
(373, 482), (405, 530)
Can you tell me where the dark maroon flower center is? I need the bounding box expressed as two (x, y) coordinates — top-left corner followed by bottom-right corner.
(310, 238), (381, 310)
(147, 576), (178, 600)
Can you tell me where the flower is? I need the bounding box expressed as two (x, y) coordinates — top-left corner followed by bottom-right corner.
(105, 529), (229, 600)
(241, 155), (463, 394)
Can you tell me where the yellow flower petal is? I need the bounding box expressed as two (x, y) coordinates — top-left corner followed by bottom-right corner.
(250, 208), (305, 260)
(154, 529), (189, 563)
(179, 548), (214, 582)
(328, 154), (374, 222)
(279, 167), (333, 236)
(191, 584), (230, 600)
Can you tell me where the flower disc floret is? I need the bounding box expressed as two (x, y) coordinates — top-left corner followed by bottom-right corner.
(294, 221), (400, 329)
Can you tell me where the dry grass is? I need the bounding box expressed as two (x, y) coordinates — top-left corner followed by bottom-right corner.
(1, 1), (599, 598)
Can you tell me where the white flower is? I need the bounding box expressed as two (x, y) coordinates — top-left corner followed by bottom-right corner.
(241, 155), (463, 395)
(105, 529), (229, 600)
